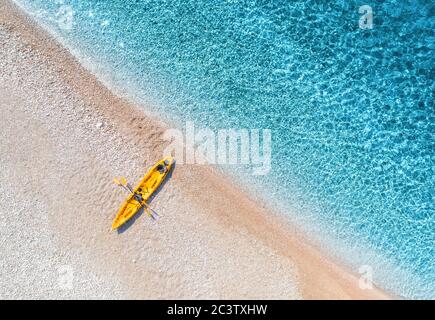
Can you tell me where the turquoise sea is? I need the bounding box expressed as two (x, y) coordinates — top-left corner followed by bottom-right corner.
(14, 0), (434, 298)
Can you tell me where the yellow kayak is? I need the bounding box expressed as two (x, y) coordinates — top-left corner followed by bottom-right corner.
(111, 156), (174, 230)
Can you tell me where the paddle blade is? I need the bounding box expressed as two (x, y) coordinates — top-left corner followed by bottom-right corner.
(120, 177), (127, 186)
(142, 202), (160, 219)
(145, 208), (156, 220)
(113, 177), (121, 185)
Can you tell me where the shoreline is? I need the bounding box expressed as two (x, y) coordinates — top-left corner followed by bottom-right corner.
(1, 0), (392, 299)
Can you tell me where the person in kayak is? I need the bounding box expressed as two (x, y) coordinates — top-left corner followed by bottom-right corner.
(157, 163), (167, 174)
(134, 192), (143, 203)
(134, 188), (144, 203)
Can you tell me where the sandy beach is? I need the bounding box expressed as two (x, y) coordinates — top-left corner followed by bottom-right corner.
(0, 0), (391, 299)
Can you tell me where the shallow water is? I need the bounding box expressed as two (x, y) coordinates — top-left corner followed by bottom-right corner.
(14, 0), (434, 298)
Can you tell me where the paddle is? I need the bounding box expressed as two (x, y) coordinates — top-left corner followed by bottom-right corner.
(141, 201), (160, 220)
(113, 177), (131, 194)
(120, 176), (133, 193)
(113, 177), (160, 220)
